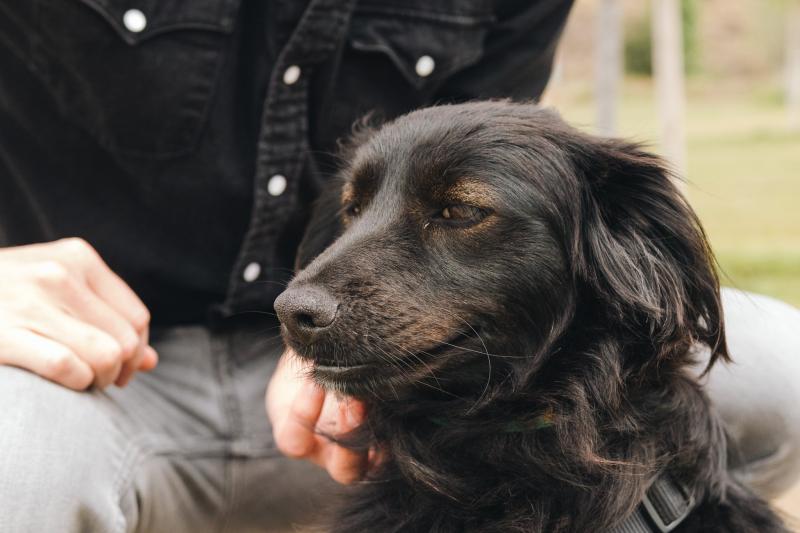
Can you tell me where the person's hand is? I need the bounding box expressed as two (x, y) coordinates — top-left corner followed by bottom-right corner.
(0, 238), (158, 390)
(266, 349), (377, 484)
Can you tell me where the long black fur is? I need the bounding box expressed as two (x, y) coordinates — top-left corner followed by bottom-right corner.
(278, 101), (787, 532)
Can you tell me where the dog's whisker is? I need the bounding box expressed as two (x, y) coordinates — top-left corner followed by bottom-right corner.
(362, 337), (421, 383)
(232, 309), (281, 319)
(401, 304), (493, 413)
(428, 339), (530, 359)
(369, 342), (412, 376)
(374, 335), (446, 389)
(239, 324), (283, 336)
(466, 343), (492, 415)
(245, 265), (296, 275)
(373, 346), (451, 398)
(236, 332), (286, 351)
(365, 334), (465, 400)
(419, 303), (497, 355)
(387, 378), (400, 401)
(252, 280), (292, 288)
(363, 334), (433, 378)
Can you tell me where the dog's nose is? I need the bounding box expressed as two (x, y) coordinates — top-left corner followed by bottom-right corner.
(274, 285), (339, 344)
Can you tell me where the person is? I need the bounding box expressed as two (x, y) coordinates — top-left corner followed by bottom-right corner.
(0, 1), (798, 531)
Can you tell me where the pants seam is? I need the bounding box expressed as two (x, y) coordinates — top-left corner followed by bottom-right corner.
(112, 435), (156, 533)
(211, 328), (242, 533)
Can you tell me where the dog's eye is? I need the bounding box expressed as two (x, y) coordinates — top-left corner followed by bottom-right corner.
(434, 204), (487, 227)
(344, 203), (361, 218)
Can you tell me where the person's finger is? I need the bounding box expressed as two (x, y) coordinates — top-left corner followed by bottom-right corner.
(317, 389), (342, 433)
(367, 446), (387, 473)
(48, 238), (151, 334)
(114, 341), (146, 387)
(138, 345), (159, 371)
(325, 402), (368, 484)
(266, 350), (304, 428)
(115, 345), (158, 387)
(115, 360), (136, 388)
(328, 444), (367, 484)
(12, 238), (156, 384)
(84, 259), (151, 333)
(114, 343), (145, 387)
(114, 331), (158, 387)
(0, 328), (94, 390)
(30, 309), (125, 388)
(341, 398), (366, 431)
(274, 380), (326, 458)
(53, 274), (141, 362)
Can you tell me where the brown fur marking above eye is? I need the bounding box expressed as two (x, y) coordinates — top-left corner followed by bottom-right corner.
(342, 160), (382, 215)
(341, 182), (355, 209)
(442, 180), (497, 209)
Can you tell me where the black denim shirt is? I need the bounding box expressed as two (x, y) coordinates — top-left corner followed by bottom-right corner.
(0, 0), (573, 325)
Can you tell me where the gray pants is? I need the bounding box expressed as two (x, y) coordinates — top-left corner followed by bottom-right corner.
(0, 321), (338, 533)
(1, 289), (799, 532)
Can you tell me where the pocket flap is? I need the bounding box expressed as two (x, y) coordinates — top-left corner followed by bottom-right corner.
(73, 0), (240, 45)
(349, 8), (492, 90)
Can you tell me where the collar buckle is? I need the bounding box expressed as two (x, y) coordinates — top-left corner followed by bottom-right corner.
(640, 476), (696, 532)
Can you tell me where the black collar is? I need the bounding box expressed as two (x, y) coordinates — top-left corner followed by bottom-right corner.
(609, 474), (696, 532)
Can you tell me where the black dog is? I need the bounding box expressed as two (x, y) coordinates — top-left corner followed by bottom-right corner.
(274, 101), (787, 532)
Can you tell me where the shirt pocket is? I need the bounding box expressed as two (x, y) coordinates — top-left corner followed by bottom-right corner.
(33, 0), (241, 158)
(348, 2), (494, 95)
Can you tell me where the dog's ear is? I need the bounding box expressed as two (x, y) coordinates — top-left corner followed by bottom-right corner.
(571, 138), (728, 368)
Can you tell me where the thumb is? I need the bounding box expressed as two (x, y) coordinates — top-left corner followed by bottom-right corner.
(275, 380), (326, 458)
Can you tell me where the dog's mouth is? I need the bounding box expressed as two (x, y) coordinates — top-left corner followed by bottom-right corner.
(311, 362), (372, 389)
(308, 328), (480, 396)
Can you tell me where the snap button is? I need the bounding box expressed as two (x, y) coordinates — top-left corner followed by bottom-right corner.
(282, 65), (301, 85)
(415, 55), (435, 78)
(122, 9), (147, 33)
(242, 262), (261, 282)
(267, 174), (287, 196)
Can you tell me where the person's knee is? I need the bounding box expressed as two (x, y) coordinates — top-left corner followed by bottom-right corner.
(705, 289), (800, 498)
(0, 366), (130, 532)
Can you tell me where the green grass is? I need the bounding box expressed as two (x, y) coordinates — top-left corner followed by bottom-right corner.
(550, 78), (800, 306)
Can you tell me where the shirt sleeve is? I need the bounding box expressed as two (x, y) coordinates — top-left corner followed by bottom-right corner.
(434, 0), (574, 102)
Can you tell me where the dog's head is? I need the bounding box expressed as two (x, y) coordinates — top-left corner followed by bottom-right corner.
(275, 101), (727, 399)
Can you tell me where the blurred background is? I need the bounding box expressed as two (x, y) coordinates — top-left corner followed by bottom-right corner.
(542, 0), (799, 524)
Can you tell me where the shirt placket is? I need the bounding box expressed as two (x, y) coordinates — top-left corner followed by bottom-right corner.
(221, 0), (356, 317)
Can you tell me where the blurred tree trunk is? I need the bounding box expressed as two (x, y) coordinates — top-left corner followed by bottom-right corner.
(651, 0), (687, 176)
(595, 0), (622, 136)
(541, 48), (564, 107)
(788, 3), (800, 131)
